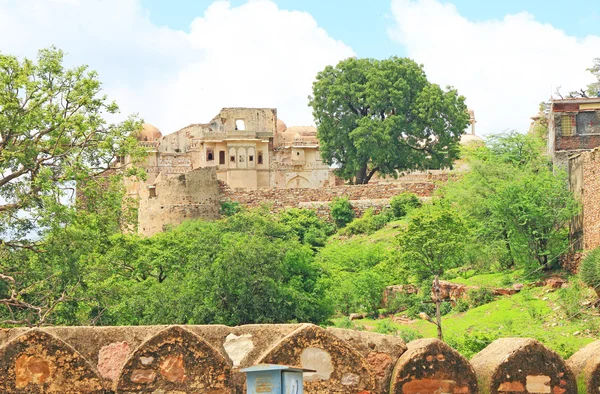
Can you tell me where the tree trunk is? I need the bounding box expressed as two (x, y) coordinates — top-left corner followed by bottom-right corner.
(434, 275), (443, 341)
(355, 164), (368, 184)
(502, 228), (515, 268)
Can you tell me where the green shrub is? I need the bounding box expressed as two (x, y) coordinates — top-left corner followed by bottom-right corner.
(397, 328), (423, 343)
(390, 192), (421, 218)
(581, 248), (600, 292)
(335, 316), (355, 329)
(329, 197), (355, 228)
(375, 319), (397, 335)
(556, 280), (586, 320)
(467, 288), (495, 308)
(339, 208), (392, 236)
(446, 330), (499, 359)
(453, 299), (470, 313)
(219, 200), (242, 217)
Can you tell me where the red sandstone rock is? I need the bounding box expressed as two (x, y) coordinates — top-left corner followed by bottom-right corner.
(97, 341), (130, 382)
(546, 277), (567, 289)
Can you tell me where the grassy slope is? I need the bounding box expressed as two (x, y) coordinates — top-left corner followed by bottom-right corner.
(325, 220), (599, 359)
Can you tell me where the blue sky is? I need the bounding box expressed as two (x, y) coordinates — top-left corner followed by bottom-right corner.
(141, 0), (600, 58)
(1, 0), (598, 135)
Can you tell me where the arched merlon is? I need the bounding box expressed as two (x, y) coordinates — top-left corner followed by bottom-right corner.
(390, 338), (478, 394)
(115, 325), (233, 393)
(471, 338), (576, 394)
(567, 340), (600, 394)
(327, 327), (407, 394)
(256, 324), (378, 393)
(0, 330), (104, 393)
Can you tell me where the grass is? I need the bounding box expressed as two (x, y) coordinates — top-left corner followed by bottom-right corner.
(330, 285), (599, 359)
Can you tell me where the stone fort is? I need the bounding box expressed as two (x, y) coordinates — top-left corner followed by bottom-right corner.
(125, 107), (481, 236)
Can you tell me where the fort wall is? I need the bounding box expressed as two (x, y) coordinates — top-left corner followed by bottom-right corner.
(0, 324), (588, 394)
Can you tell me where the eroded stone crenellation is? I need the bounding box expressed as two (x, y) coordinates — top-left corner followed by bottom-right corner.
(0, 325), (591, 394)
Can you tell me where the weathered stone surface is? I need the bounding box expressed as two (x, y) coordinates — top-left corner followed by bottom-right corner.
(0, 330), (104, 393)
(116, 325), (232, 393)
(567, 340), (600, 394)
(390, 338), (478, 394)
(326, 327), (406, 394)
(471, 338), (576, 394)
(98, 341), (131, 382)
(258, 324), (375, 393)
(223, 333), (254, 367)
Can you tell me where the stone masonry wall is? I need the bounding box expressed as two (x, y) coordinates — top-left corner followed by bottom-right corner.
(582, 150), (600, 250)
(219, 180), (441, 217)
(0, 325), (589, 394)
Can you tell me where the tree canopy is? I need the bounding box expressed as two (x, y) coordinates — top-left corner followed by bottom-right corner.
(0, 47), (143, 251)
(0, 47), (143, 324)
(443, 132), (580, 270)
(309, 57), (469, 184)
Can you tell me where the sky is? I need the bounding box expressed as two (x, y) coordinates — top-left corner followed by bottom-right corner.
(0, 0), (599, 136)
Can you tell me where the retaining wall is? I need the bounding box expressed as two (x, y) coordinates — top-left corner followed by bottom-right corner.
(0, 325), (590, 393)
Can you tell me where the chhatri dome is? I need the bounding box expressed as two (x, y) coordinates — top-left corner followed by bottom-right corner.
(460, 109), (483, 146)
(137, 123), (163, 142)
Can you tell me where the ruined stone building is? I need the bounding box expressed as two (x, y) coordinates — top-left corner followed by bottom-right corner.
(545, 97), (600, 250)
(126, 108), (333, 235)
(125, 107), (481, 236)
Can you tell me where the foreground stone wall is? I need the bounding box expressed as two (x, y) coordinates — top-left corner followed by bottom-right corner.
(0, 324), (593, 394)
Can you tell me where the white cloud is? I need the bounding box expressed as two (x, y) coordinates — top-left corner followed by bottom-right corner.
(389, 0), (600, 135)
(0, 0), (354, 132)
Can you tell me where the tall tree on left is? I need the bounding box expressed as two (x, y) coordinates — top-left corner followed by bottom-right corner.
(0, 48), (144, 325)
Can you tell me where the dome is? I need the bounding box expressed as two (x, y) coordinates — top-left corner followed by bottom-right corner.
(277, 118), (287, 133)
(460, 133), (484, 146)
(138, 123), (163, 142)
(286, 126), (317, 136)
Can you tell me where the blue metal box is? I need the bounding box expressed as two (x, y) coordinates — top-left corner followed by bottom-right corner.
(241, 364), (315, 394)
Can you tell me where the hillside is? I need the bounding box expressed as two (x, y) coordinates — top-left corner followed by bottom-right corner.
(325, 221), (600, 359)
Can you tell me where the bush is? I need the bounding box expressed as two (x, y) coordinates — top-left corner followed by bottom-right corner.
(329, 196), (355, 228)
(339, 208), (392, 236)
(581, 247), (600, 293)
(375, 319), (397, 335)
(398, 328), (423, 343)
(453, 299), (470, 313)
(390, 192), (421, 218)
(219, 200), (242, 217)
(556, 280), (586, 319)
(467, 288), (495, 308)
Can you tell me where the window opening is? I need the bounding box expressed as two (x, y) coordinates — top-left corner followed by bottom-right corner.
(258, 151), (263, 164)
(249, 155), (254, 162)
(230, 155), (236, 162)
(149, 186), (157, 198)
(235, 119), (246, 130)
(219, 151), (226, 164)
(207, 149), (214, 161)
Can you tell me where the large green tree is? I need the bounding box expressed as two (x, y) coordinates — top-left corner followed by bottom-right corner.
(396, 201), (469, 281)
(0, 48), (143, 325)
(443, 132), (580, 270)
(309, 57), (470, 184)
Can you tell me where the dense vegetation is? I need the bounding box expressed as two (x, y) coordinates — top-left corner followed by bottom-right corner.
(2, 48), (597, 360)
